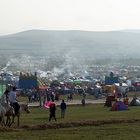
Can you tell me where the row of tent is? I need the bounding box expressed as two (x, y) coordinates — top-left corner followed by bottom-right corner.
(18, 72), (90, 90)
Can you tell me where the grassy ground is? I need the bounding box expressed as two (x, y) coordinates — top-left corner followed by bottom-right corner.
(18, 104), (140, 126)
(0, 123), (140, 140)
(0, 104), (139, 139)
(1, 94), (140, 140)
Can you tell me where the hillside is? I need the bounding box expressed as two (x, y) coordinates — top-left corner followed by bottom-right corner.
(0, 30), (140, 70)
(0, 30), (140, 58)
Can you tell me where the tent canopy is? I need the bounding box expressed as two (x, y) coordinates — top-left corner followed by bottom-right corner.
(73, 79), (81, 84)
(114, 83), (128, 87)
(130, 97), (140, 106)
(0, 85), (6, 97)
(111, 101), (128, 111)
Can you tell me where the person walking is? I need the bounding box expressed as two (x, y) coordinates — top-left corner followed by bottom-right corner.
(81, 98), (85, 106)
(49, 103), (57, 121)
(60, 100), (67, 118)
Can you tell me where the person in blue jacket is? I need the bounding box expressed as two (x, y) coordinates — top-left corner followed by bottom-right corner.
(60, 100), (67, 118)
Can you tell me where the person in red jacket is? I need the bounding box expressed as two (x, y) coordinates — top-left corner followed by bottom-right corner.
(49, 103), (56, 121)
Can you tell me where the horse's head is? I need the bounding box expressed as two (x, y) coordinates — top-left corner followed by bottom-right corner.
(21, 104), (30, 113)
(25, 104), (30, 113)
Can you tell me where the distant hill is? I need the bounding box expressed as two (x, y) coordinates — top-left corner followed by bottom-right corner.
(0, 29), (140, 59)
(0, 29), (140, 70)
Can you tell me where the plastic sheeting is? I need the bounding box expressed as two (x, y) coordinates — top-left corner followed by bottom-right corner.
(130, 97), (140, 106)
(0, 85), (6, 97)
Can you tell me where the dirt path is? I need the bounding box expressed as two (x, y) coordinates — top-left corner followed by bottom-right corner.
(24, 119), (140, 130)
(1, 118), (140, 132)
(28, 97), (133, 107)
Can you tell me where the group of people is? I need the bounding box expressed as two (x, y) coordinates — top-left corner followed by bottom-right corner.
(4, 87), (67, 122)
(3, 86), (85, 122)
(48, 97), (87, 121)
(49, 99), (67, 122)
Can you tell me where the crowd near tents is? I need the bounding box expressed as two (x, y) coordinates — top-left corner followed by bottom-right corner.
(0, 70), (140, 110)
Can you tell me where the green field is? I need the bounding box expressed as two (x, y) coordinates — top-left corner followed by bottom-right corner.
(19, 104), (140, 124)
(0, 123), (140, 140)
(0, 103), (140, 140)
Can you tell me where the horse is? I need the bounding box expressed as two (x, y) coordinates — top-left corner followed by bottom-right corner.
(0, 94), (30, 127)
(4, 102), (30, 127)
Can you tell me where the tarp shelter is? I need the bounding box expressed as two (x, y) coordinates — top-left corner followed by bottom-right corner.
(114, 83), (128, 87)
(111, 101), (128, 111)
(132, 82), (140, 91)
(130, 97), (140, 106)
(38, 79), (48, 90)
(105, 76), (119, 85)
(73, 79), (81, 84)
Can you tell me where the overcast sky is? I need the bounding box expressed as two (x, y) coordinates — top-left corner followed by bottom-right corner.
(0, 0), (140, 35)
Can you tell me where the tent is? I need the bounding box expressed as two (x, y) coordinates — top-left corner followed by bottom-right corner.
(105, 76), (119, 85)
(38, 79), (48, 90)
(111, 101), (128, 111)
(114, 83), (128, 87)
(73, 79), (81, 84)
(39, 86), (48, 90)
(130, 97), (140, 106)
(0, 84), (6, 97)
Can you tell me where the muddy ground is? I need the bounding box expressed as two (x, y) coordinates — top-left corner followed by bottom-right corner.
(0, 119), (140, 132)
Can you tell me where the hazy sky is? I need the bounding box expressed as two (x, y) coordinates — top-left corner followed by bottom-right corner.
(0, 0), (140, 35)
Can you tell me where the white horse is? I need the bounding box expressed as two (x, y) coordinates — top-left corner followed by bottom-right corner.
(0, 94), (30, 127)
(5, 103), (30, 127)
(0, 94), (14, 127)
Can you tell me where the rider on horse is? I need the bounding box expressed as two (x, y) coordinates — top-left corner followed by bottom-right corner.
(8, 87), (20, 116)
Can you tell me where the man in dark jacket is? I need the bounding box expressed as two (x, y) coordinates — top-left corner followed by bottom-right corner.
(60, 100), (66, 118)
